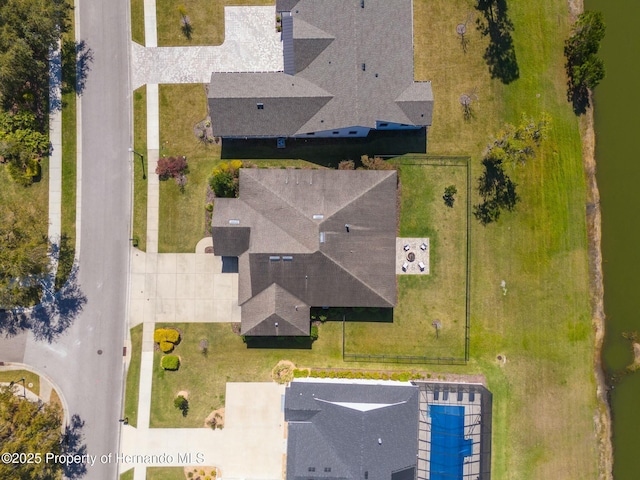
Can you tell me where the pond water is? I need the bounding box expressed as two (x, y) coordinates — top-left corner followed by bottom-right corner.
(585, 1), (640, 478)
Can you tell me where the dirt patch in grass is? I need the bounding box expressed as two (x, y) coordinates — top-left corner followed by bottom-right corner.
(204, 408), (224, 430)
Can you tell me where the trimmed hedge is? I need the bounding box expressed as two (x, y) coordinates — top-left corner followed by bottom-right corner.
(306, 369), (425, 381)
(161, 355), (180, 371)
(154, 327), (181, 345)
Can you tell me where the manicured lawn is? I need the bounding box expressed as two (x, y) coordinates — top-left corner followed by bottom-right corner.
(133, 86), (148, 251)
(158, 84), (218, 253)
(119, 469), (134, 480)
(0, 370), (40, 397)
(155, 0), (274, 47)
(131, 0), (145, 45)
(124, 324), (143, 428)
(146, 467), (185, 480)
(344, 160), (469, 359)
(415, 0), (598, 478)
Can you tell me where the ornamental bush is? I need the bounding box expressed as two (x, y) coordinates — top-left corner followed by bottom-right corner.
(154, 327), (181, 345)
(156, 156), (188, 180)
(159, 341), (174, 353)
(161, 355), (180, 371)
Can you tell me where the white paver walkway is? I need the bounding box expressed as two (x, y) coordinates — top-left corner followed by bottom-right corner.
(131, 6), (283, 89)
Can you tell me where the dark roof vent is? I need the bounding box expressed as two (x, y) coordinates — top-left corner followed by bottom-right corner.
(361, 63), (366, 71)
(257, 103), (264, 110)
(361, 0), (365, 7)
(283, 256), (293, 261)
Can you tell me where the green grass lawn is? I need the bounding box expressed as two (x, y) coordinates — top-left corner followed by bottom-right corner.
(133, 86), (148, 251)
(124, 324), (143, 428)
(131, 0), (145, 45)
(119, 469), (134, 480)
(0, 370), (40, 397)
(414, 0), (598, 478)
(155, 0), (274, 47)
(146, 467), (185, 480)
(344, 160), (469, 359)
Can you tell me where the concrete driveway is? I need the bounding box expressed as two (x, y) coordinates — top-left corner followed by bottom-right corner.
(128, 248), (240, 326)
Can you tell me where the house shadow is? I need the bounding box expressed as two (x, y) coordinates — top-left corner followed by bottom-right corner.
(244, 336), (314, 349)
(221, 128), (427, 167)
(311, 307), (394, 323)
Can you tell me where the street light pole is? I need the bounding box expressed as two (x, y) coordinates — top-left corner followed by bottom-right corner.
(128, 147), (146, 180)
(9, 377), (26, 398)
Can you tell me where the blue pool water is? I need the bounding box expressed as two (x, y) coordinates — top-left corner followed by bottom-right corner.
(429, 405), (472, 480)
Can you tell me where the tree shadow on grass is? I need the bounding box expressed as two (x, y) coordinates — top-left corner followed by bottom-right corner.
(0, 265), (87, 342)
(61, 414), (88, 479)
(221, 129), (427, 168)
(475, 0), (519, 84)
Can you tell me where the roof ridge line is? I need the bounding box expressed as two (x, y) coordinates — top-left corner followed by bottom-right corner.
(242, 170), (320, 249)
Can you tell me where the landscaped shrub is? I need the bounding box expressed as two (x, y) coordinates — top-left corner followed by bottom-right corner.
(338, 159), (355, 170)
(159, 341), (174, 353)
(174, 395), (189, 416)
(293, 369), (309, 378)
(310, 325), (319, 341)
(154, 327), (181, 345)
(156, 156), (188, 180)
(161, 355), (180, 371)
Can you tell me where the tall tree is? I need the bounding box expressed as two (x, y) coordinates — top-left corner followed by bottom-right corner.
(565, 11), (606, 113)
(0, 385), (64, 479)
(0, 0), (72, 121)
(0, 201), (50, 308)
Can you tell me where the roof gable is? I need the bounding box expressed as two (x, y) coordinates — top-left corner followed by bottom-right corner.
(209, 0), (433, 137)
(285, 381), (419, 480)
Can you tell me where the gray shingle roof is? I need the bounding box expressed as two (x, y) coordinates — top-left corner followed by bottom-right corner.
(209, 0), (433, 137)
(285, 380), (419, 480)
(241, 284), (310, 336)
(211, 169), (397, 335)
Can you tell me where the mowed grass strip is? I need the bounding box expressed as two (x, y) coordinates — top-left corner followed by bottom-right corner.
(155, 0), (274, 47)
(146, 467), (185, 480)
(130, 0), (145, 45)
(124, 324), (143, 427)
(344, 162), (468, 359)
(133, 86), (148, 251)
(414, 0), (598, 478)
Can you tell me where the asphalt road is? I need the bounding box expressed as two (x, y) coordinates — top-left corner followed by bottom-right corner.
(12, 1), (131, 478)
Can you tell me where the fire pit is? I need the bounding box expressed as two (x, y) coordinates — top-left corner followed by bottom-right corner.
(407, 252), (416, 262)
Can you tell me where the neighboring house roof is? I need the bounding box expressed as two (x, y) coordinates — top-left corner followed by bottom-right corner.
(211, 169), (397, 336)
(285, 380), (419, 480)
(208, 0), (433, 137)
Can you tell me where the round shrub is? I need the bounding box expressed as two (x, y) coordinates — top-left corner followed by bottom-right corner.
(161, 355), (180, 371)
(159, 341), (174, 353)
